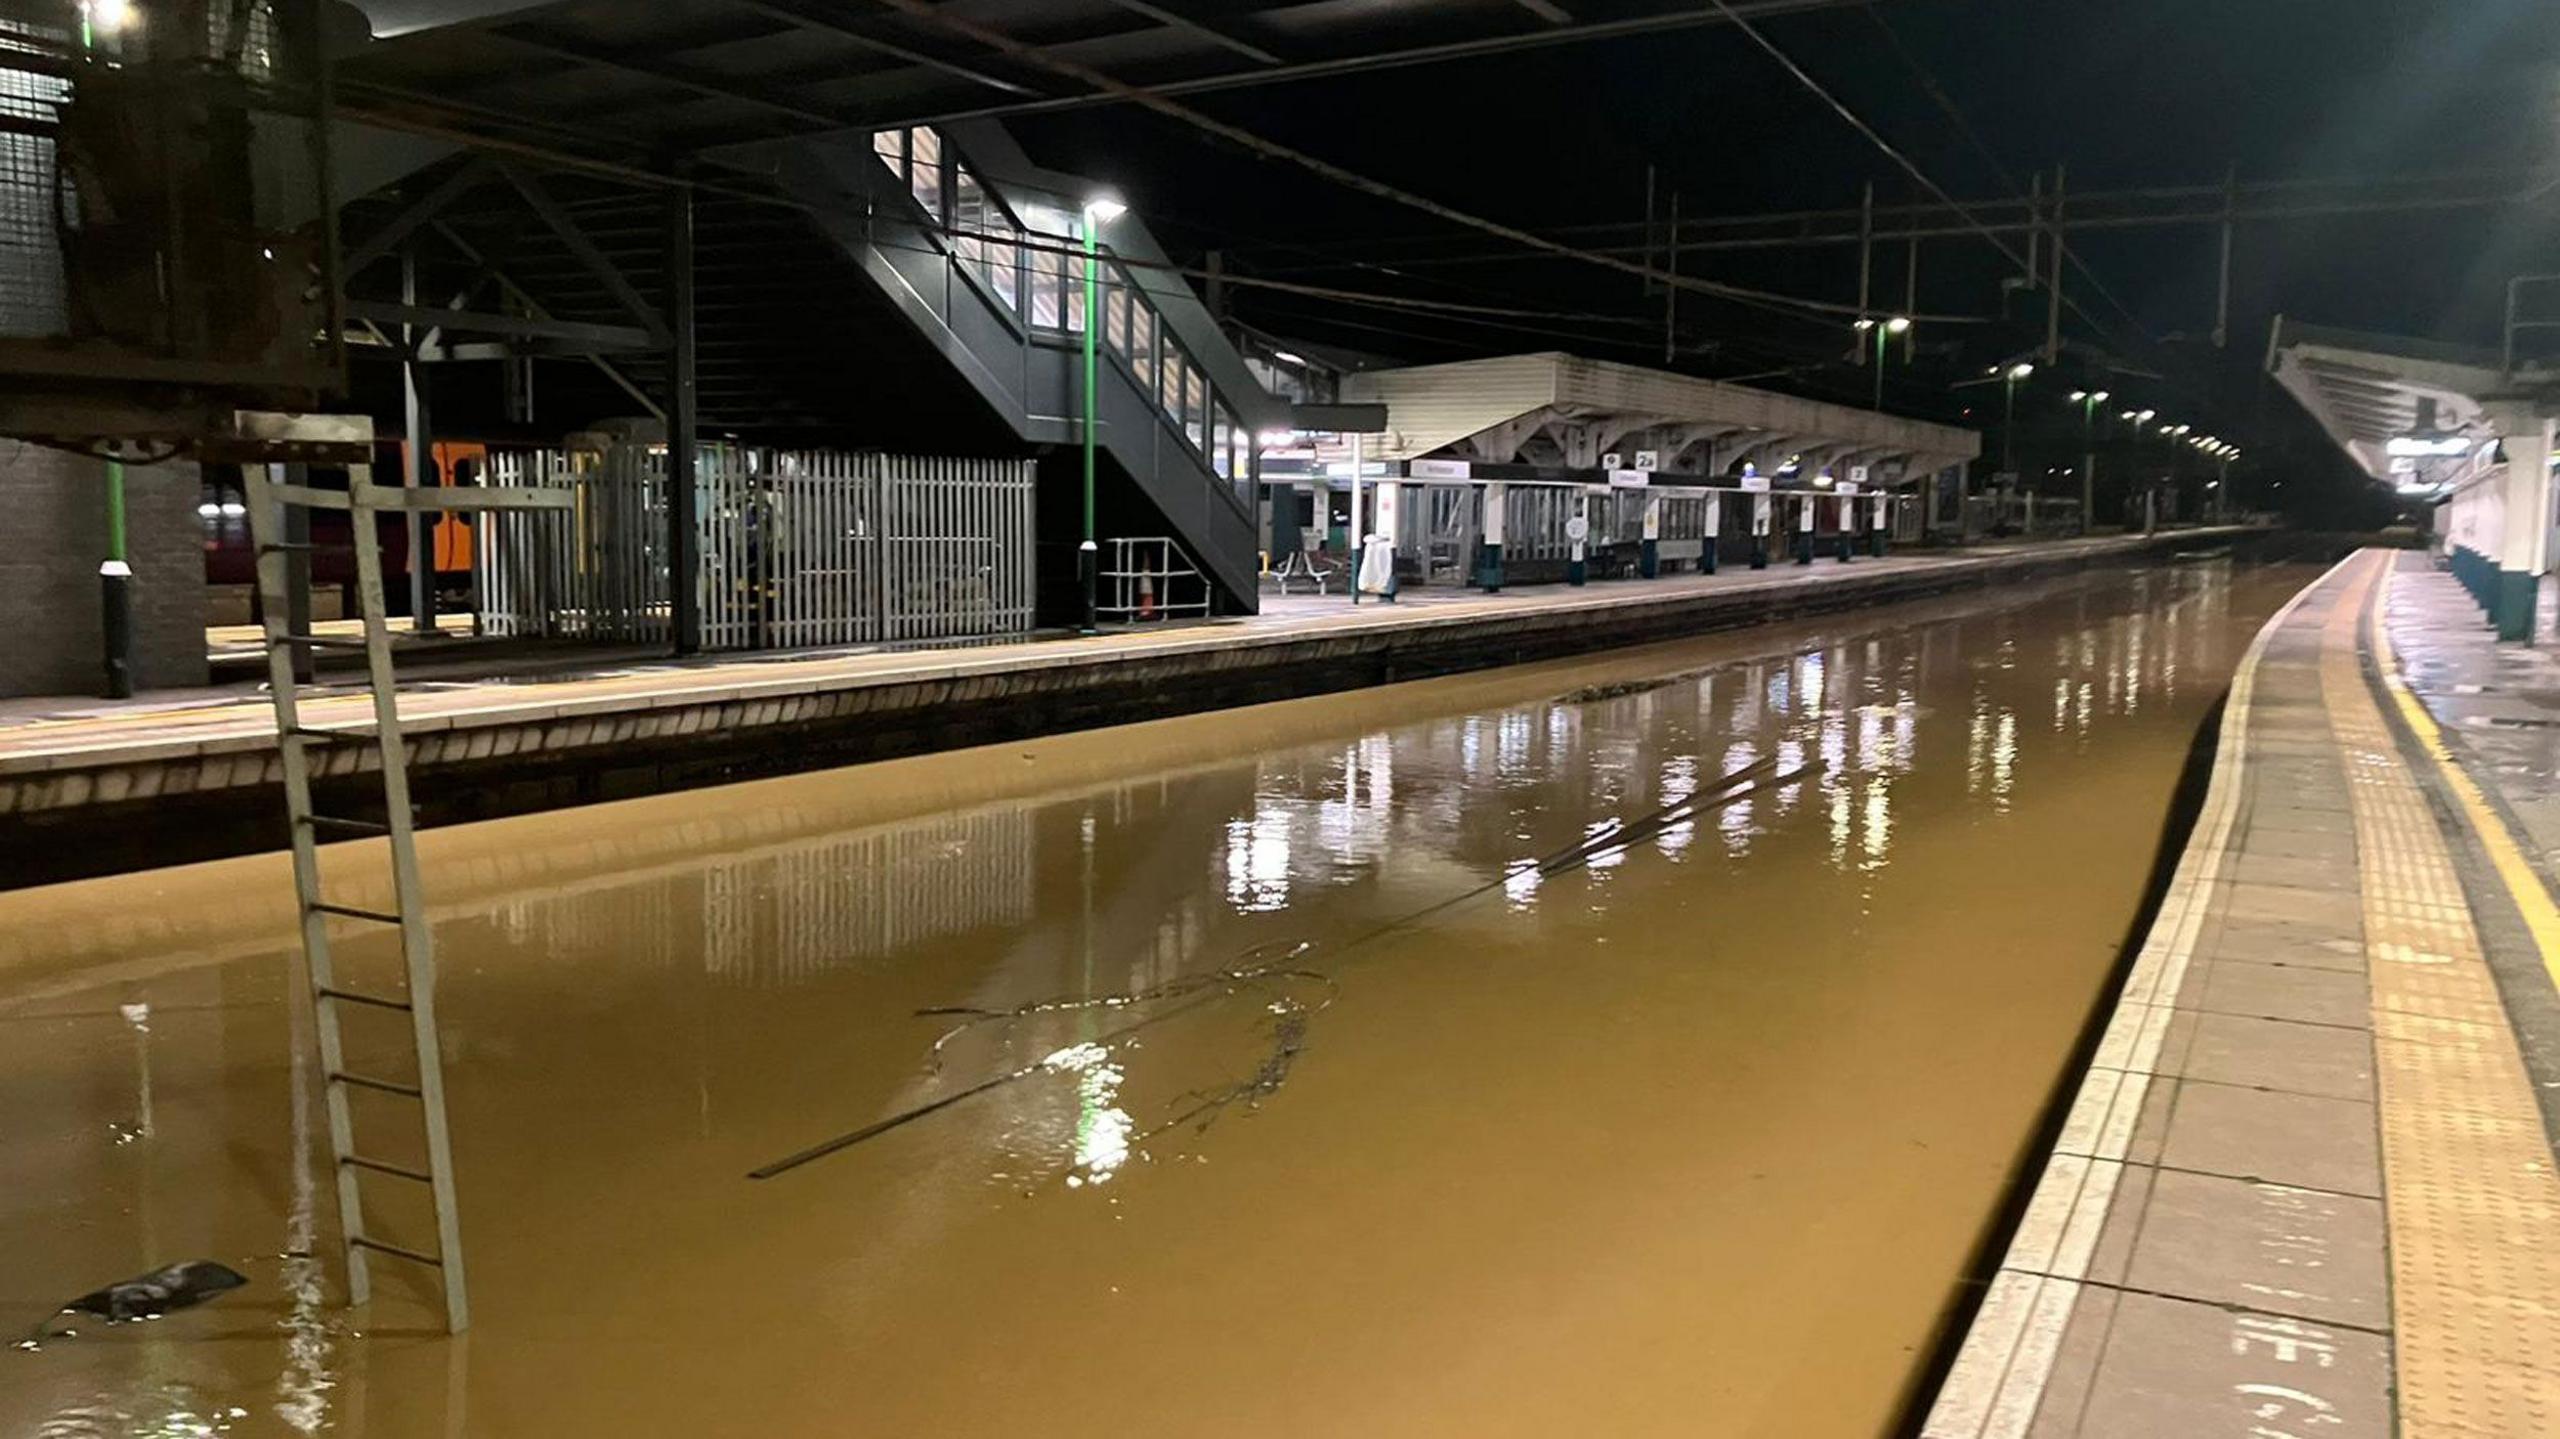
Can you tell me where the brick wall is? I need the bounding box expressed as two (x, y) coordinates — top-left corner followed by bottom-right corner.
(0, 440), (207, 697)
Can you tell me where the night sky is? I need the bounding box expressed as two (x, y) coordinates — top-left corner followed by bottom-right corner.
(1007, 0), (2556, 504)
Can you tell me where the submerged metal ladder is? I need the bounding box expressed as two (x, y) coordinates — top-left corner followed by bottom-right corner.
(244, 447), (569, 1335)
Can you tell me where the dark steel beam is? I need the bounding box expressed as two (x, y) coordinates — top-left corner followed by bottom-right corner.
(343, 300), (659, 349)
(861, 0), (1877, 132)
(1099, 0), (1283, 65)
(479, 28), (862, 132)
(346, 158), (496, 275)
(497, 162), (674, 344)
(728, 0), (1046, 96)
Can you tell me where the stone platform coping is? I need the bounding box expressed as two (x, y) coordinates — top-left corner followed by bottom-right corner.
(1922, 549), (2560, 1439)
(0, 531), (2237, 778)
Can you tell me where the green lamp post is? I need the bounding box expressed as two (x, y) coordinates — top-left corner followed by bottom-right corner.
(1079, 195), (1126, 636)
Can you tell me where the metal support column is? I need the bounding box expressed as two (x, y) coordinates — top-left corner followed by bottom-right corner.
(2045, 165), (2066, 365)
(100, 458), (132, 698)
(1856, 181), (1874, 338)
(2214, 162), (2237, 350)
(401, 251), (436, 632)
(665, 186), (700, 656)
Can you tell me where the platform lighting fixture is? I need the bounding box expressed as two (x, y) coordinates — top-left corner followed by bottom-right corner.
(85, 0), (132, 34)
(1272, 349), (1306, 366)
(1077, 194), (1127, 636)
(2170, 423), (2192, 435)
(2000, 363), (2034, 474)
(2069, 390), (2113, 529)
(1257, 429), (1296, 448)
(2385, 434), (2473, 458)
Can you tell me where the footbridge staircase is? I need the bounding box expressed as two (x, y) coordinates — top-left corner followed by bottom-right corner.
(747, 121), (1281, 617)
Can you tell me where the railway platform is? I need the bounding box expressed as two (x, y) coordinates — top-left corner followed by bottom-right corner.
(0, 528), (2246, 885)
(1925, 548), (2560, 1438)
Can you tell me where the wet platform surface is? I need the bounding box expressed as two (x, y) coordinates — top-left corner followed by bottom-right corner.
(1926, 549), (2560, 1439)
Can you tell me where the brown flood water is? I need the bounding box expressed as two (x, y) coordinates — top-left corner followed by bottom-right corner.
(0, 557), (2318, 1439)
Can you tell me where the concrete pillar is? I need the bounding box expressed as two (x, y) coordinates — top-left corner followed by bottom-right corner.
(1567, 491), (1589, 586)
(1701, 491), (1722, 574)
(1640, 492), (1662, 578)
(1794, 494), (1815, 564)
(1477, 481), (1505, 591)
(1750, 492), (1771, 569)
(2491, 407), (2555, 641)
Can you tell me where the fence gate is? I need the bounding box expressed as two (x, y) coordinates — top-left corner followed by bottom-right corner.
(478, 449), (669, 643)
(481, 446), (1033, 652)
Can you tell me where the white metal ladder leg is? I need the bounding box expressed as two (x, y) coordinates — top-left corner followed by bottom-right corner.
(245, 462), (470, 1334)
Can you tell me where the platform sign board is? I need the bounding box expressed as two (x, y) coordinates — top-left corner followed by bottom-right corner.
(1408, 458), (1472, 480)
(1608, 469), (1650, 488)
(1739, 474), (1772, 492)
(1839, 480), (1860, 495)
(1633, 449), (1661, 470)
(1850, 465), (1870, 488)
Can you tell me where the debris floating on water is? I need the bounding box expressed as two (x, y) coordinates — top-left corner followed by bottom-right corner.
(21, 1260), (248, 1348)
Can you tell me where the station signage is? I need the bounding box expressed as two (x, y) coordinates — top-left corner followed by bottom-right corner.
(1633, 449), (1661, 470)
(1849, 464), (1870, 488)
(1839, 481), (1860, 494)
(1739, 474), (1772, 492)
(1408, 458), (1473, 480)
(1608, 469), (1651, 488)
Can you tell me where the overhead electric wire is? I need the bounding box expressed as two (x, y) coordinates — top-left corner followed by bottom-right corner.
(866, 221), (1667, 325)
(857, 0), (1924, 327)
(1853, 1), (2154, 347)
(1697, 0), (2151, 359)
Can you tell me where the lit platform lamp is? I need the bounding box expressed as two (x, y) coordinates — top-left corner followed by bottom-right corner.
(1078, 194), (1126, 635)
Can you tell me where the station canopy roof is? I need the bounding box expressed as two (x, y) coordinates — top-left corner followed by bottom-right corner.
(1339, 352), (1981, 482)
(334, 0), (1866, 170)
(2263, 317), (2560, 486)
(2267, 318), (2510, 482)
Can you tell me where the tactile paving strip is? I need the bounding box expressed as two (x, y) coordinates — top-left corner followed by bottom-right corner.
(2321, 556), (2560, 1437)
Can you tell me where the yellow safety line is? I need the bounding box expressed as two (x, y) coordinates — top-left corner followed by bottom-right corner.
(2325, 551), (2560, 1436)
(2367, 559), (2560, 994)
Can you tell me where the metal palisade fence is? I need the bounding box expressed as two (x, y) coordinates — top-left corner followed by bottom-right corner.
(479, 444), (1035, 651)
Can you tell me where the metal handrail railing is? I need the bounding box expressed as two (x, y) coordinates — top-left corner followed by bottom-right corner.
(2503, 273), (2560, 378)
